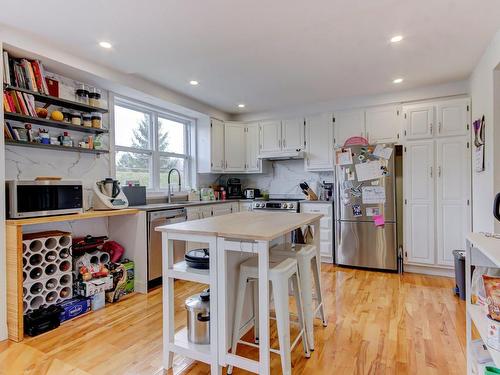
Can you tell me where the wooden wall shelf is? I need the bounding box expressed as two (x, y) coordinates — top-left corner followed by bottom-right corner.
(5, 140), (109, 155)
(5, 112), (109, 134)
(4, 84), (109, 113)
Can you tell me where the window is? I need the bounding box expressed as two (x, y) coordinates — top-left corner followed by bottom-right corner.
(114, 99), (191, 193)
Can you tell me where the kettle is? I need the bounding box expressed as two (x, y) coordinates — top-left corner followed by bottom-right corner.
(98, 178), (121, 198)
(185, 290), (210, 344)
(494, 193), (500, 221)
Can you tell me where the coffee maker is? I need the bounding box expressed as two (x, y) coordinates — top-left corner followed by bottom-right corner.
(226, 178), (242, 199)
(319, 181), (334, 201)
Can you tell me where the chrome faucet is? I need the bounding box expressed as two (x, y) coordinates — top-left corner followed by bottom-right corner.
(167, 168), (182, 203)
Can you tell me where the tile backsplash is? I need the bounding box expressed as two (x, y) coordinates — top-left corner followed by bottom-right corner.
(198, 159), (333, 197)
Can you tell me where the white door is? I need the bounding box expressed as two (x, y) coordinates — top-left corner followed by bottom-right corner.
(211, 119), (225, 172)
(436, 137), (470, 266)
(245, 124), (261, 172)
(224, 123), (246, 172)
(436, 98), (470, 137)
(365, 105), (401, 144)
(281, 118), (304, 152)
(212, 203), (232, 216)
(305, 113), (334, 171)
(403, 103), (435, 140)
(333, 109), (365, 147)
(404, 140), (435, 265)
(259, 120), (282, 154)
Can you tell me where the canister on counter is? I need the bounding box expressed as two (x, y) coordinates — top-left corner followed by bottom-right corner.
(75, 83), (89, 105)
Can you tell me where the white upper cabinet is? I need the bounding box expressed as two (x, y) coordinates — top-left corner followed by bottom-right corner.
(435, 137), (470, 266)
(281, 118), (304, 152)
(403, 103), (435, 140)
(245, 123), (261, 172)
(259, 120), (282, 154)
(365, 105), (401, 144)
(333, 109), (365, 147)
(224, 122), (246, 172)
(211, 118), (225, 172)
(404, 140), (435, 265)
(305, 113), (334, 171)
(436, 98), (470, 137)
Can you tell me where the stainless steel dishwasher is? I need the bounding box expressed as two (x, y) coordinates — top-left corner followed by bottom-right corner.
(148, 208), (187, 288)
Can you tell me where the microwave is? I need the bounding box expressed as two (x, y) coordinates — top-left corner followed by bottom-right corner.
(6, 180), (84, 219)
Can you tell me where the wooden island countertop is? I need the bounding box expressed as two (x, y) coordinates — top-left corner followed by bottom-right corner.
(156, 211), (323, 241)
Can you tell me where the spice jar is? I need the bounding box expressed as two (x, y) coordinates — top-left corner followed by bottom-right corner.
(82, 113), (92, 127)
(88, 88), (101, 107)
(91, 112), (102, 128)
(75, 83), (89, 105)
(70, 111), (82, 126)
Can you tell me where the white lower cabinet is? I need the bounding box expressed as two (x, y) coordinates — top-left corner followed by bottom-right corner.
(212, 203), (232, 216)
(300, 202), (333, 263)
(239, 201), (253, 212)
(404, 135), (470, 268)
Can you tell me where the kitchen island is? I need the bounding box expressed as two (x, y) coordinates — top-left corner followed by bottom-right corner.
(156, 211), (323, 375)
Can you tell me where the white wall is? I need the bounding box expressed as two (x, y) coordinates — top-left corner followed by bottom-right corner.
(0, 41), (6, 340)
(468, 30), (500, 232)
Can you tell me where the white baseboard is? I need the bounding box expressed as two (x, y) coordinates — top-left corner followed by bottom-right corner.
(404, 263), (454, 278)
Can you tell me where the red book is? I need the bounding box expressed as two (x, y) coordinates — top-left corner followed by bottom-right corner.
(30, 61), (45, 94)
(15, 91), (28, 115)
(8, 92), (20, 113)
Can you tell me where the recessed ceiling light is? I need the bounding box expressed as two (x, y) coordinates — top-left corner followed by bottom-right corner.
(237, 104), (245, 108)
(99, 41), (112, 49)
(189, 80), (199, 86)
(393, 78), (404, 84)
(390, 35), (403, 43)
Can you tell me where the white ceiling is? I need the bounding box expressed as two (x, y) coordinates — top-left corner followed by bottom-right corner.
(1, 0), (499, 115)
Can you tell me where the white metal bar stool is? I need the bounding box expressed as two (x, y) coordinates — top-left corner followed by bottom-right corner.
(270, 243), (327, 351)
(228, 257), (310, 375)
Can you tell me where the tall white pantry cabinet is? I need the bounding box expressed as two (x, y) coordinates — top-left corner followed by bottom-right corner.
(403, 97), (471, 270)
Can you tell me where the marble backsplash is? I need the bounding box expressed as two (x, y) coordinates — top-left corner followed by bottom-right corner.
(5, 71), (111, 210)
(198, 159), (334, 197)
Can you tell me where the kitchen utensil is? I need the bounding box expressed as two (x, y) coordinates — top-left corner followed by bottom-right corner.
(299, 181), (318, 200)
(93, 178), (129, 210)
(185, 249), (209, 269)
(185, 291), (210, 344)
(243, 188), (261, 199)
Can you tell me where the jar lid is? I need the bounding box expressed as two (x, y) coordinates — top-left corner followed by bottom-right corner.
(185, 292), (210, 311)
(82, 113), (92, 118)
(91, 112), (102, 117)
(75, 88), (89, 96)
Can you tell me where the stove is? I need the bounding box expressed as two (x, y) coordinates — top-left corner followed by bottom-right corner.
(252, 196), (301, 212)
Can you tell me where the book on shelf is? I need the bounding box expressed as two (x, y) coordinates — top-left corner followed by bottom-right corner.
(5, 121), (18, 140)
(3, 51), (49, 95)
(3, 89), (37, 117)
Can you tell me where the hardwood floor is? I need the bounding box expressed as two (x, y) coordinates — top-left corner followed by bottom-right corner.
(0, 265), (466, 375)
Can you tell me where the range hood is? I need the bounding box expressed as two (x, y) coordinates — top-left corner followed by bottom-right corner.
(258, 150), (305, 161)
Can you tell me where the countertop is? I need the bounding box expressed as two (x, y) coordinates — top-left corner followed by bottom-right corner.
(466, 232), (500, 267)
(156, 211), (323, 241)
(299, 200), (333, 204)
(131, 199), (255, 211)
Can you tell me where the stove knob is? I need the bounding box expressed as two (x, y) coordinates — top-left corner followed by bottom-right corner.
(289, 203), (295, 209)
(282, 203), (288, 208)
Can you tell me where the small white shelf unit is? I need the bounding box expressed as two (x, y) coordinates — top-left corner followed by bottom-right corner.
(466, 233), (500, 373)
(162, 232), (219, 373)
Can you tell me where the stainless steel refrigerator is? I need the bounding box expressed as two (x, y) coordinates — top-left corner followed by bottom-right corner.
(334, 144), (397, 271)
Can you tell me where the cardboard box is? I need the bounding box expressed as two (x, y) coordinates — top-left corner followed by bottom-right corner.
(91, 292), (105, 311)
(75, 276), (113, 297)
(106, 261), (134, 303)
(58, 297), (91, 323)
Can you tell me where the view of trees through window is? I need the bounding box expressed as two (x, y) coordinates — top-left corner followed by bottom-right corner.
(114, 102), (188, 191)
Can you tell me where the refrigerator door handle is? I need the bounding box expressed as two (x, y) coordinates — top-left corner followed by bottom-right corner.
(336, 220), (341, 247)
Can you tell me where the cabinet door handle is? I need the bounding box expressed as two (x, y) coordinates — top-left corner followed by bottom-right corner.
(430, 123), (433, 134)
(278, 139), (282, 148)
(438, 122), (442, 133)
(438, 166), (441, 177)
(283, 139), (286, 148)
(430, 166), (433, 178)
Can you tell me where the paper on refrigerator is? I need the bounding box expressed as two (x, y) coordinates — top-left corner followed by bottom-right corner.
(354, 160), (384, 181)
(361, 186), (386, 204)
(373, 144), (393, 160)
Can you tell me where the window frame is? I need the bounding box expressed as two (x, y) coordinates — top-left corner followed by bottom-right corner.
(113, 97), (192, 194)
